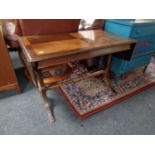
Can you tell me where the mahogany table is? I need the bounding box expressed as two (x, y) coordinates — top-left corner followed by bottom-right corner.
(18, 30), (136, 122)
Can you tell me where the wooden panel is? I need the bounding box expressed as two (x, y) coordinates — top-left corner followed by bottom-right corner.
(0, 27), (20, 93)
(38, 44), (131, 69)
(32, 39), (89, 56)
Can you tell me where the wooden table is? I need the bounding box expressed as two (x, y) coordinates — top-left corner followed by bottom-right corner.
(18, 30), (136, 122)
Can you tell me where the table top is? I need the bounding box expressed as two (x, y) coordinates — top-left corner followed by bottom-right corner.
(19, 29), (136, 62)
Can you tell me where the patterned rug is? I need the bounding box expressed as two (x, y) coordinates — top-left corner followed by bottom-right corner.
(59, 60), (155, 119)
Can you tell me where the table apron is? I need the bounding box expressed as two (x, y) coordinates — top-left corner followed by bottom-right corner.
(37, 44), (131, 69)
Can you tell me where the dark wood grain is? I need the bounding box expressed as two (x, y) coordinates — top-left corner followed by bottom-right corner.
(0, 27), (20, 94)
(18, 30), (136, 62)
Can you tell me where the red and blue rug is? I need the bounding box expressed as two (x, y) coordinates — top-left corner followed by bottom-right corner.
(59, 60), (155, 119)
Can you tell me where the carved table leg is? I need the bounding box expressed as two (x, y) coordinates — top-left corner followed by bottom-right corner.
(36, 72), (55, 123)
(39, 88), (55, 123)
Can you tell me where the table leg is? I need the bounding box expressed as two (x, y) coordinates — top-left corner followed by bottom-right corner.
(103, 54), (116, 92)
(36, 73), (55, 123)
(40, 89), (55, 123)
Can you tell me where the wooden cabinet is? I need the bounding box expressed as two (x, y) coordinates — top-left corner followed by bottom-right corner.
(0, 26), (20, 94)
(105, 19), (155, 84)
